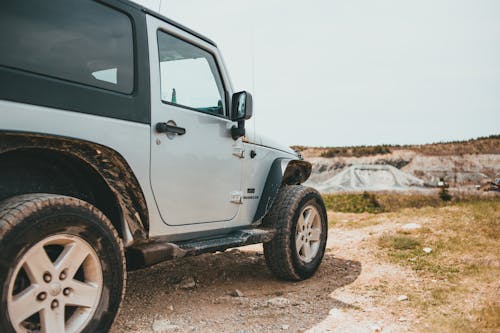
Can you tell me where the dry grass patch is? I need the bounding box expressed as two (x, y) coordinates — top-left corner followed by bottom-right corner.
(327, 211), (384, 229)
(375, 199), (500, 332)
(322, 191), (497, 216)
(378, 234), (421, 250)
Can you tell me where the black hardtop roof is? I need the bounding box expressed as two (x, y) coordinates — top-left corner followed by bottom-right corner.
(116, 0), (217, 47)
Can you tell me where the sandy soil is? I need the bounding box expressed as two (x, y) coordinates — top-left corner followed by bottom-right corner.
(110, 213), (425, 333)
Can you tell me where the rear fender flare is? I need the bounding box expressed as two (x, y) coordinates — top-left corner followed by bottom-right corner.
(0, 131), (148, 242)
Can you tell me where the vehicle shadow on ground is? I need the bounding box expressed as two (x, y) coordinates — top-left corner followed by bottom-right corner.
(124, 250), (361, 296)
(112, 249), (361, 332)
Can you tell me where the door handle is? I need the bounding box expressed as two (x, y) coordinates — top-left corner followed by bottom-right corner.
(156, 122), (186, 135)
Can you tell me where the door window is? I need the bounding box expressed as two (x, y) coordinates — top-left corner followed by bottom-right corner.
(0, 0), (134, 94)
(157, 31), (226, 115)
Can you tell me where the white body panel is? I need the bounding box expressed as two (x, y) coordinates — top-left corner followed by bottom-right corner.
(238, 143), (296, 225)
(0, 100), (239, 240)
(147, 15), (242, 226)
(0, 101), (296, 242)
(0, 99), (163, 234)
(246, 129), (297, 155)
(0, 15), (299, 242)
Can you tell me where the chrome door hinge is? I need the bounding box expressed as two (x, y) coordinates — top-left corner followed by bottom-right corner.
(232, 138), (245, 158)
(230, 191), (243, 204)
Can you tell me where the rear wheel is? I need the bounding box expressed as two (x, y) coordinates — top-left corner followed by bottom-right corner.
(0, 194), (125, 333)
(263, 186), (328, 281)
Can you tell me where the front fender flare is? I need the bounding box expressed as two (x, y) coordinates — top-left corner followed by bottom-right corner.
(253, 158), (311, 223)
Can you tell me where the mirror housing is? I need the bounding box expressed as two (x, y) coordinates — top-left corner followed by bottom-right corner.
(230, 91), (253, 140)
(231, 91), (253, 121)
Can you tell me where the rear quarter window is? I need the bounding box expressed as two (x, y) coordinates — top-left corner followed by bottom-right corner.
(0, 0), (134, 94)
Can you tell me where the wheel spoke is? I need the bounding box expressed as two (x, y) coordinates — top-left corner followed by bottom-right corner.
(9, 285), (44, 326)
(295, 236), (305, 253)
(8, 233), (103, 333)
(302, 242), (312, 259)
(40, 306), (65, 333)
(309, 228), (321, 242)
(23, 246), (54, 284)
(66, 280), (100, 308)
(297, 213), (305, 230)
(54, 241), (91, 279)
(304, 209), (318, 227)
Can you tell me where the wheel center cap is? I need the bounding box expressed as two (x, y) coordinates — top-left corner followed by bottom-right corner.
(49, 283), (62, 296)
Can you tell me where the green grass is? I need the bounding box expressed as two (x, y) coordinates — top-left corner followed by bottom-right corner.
(323, 192), (383, 213)
(378, 235), (421, 250)
(373, 199), (500, 332)
(377, 233), (460, 277)
(376, 199), (500, 278)
(327, 197), (500, 331)
(323, 191), (499, 214)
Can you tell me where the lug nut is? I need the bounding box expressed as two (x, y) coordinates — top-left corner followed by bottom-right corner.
(43, 272), (52, 283)
(51, 299), (59, 309)
(37, 292), (47, 301)
(59, 271), (67, 281)
(63, 288), (71, 296)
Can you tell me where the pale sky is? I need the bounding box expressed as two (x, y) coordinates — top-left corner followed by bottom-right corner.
(142, 0), (500, 147)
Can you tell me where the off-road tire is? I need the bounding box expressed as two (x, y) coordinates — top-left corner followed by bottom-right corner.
(263, 185), (328, 281)
(0, 194), (125, 333)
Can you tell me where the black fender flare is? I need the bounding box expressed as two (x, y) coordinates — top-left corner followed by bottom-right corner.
(0, 131), (148, 241)
(253, 158), (312, 222)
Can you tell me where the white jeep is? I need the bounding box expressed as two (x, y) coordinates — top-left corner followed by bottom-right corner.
(0, 1), (328, 332)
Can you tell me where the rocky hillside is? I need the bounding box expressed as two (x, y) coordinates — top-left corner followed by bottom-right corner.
(295, 135), (500, 192)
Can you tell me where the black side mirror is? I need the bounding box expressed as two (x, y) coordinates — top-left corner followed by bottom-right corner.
(230, 91), (253, 140)
(231, 91), (253, 121)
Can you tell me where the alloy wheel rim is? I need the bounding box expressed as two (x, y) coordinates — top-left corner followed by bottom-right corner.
(295, 205), (322, 263)
(7, 234), (103, 333)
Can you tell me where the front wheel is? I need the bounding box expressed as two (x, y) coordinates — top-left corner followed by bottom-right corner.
(0, 194), (125, 333)
(263, 186), (328, 281)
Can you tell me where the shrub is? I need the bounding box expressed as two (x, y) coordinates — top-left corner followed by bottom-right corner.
(439, 187), (452, 201)
(378, 234), (421, 250)
(319, 145), (392, 158)
(322, 192), (384, 213)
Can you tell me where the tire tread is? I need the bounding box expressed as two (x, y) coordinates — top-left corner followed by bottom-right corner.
(263, 185), (325, 281)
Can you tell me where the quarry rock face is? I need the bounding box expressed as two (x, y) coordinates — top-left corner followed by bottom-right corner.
(304, 148), (500, 192)
(402, 154), (497, 186)
(307, 164), (425, 193)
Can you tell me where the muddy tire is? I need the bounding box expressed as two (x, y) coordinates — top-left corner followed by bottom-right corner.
(263, 185), (328, 281)
(0, 194), (125, 333)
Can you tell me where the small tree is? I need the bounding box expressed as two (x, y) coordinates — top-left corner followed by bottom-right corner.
(438, 178), (452, 201)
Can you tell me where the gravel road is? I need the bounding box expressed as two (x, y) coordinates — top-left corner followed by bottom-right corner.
(111, 212), (418, 333)
(110, 244), (361, 332)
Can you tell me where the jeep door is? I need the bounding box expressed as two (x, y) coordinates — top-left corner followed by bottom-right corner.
(147, 15), (242, 226)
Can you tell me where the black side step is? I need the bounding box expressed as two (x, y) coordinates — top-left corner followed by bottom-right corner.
(176, 228), (276, 255)
(126, 240), (187, 270)
(126, 228), (275, 270)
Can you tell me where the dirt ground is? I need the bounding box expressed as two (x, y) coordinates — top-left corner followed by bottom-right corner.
(111, 205), (499, 333)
